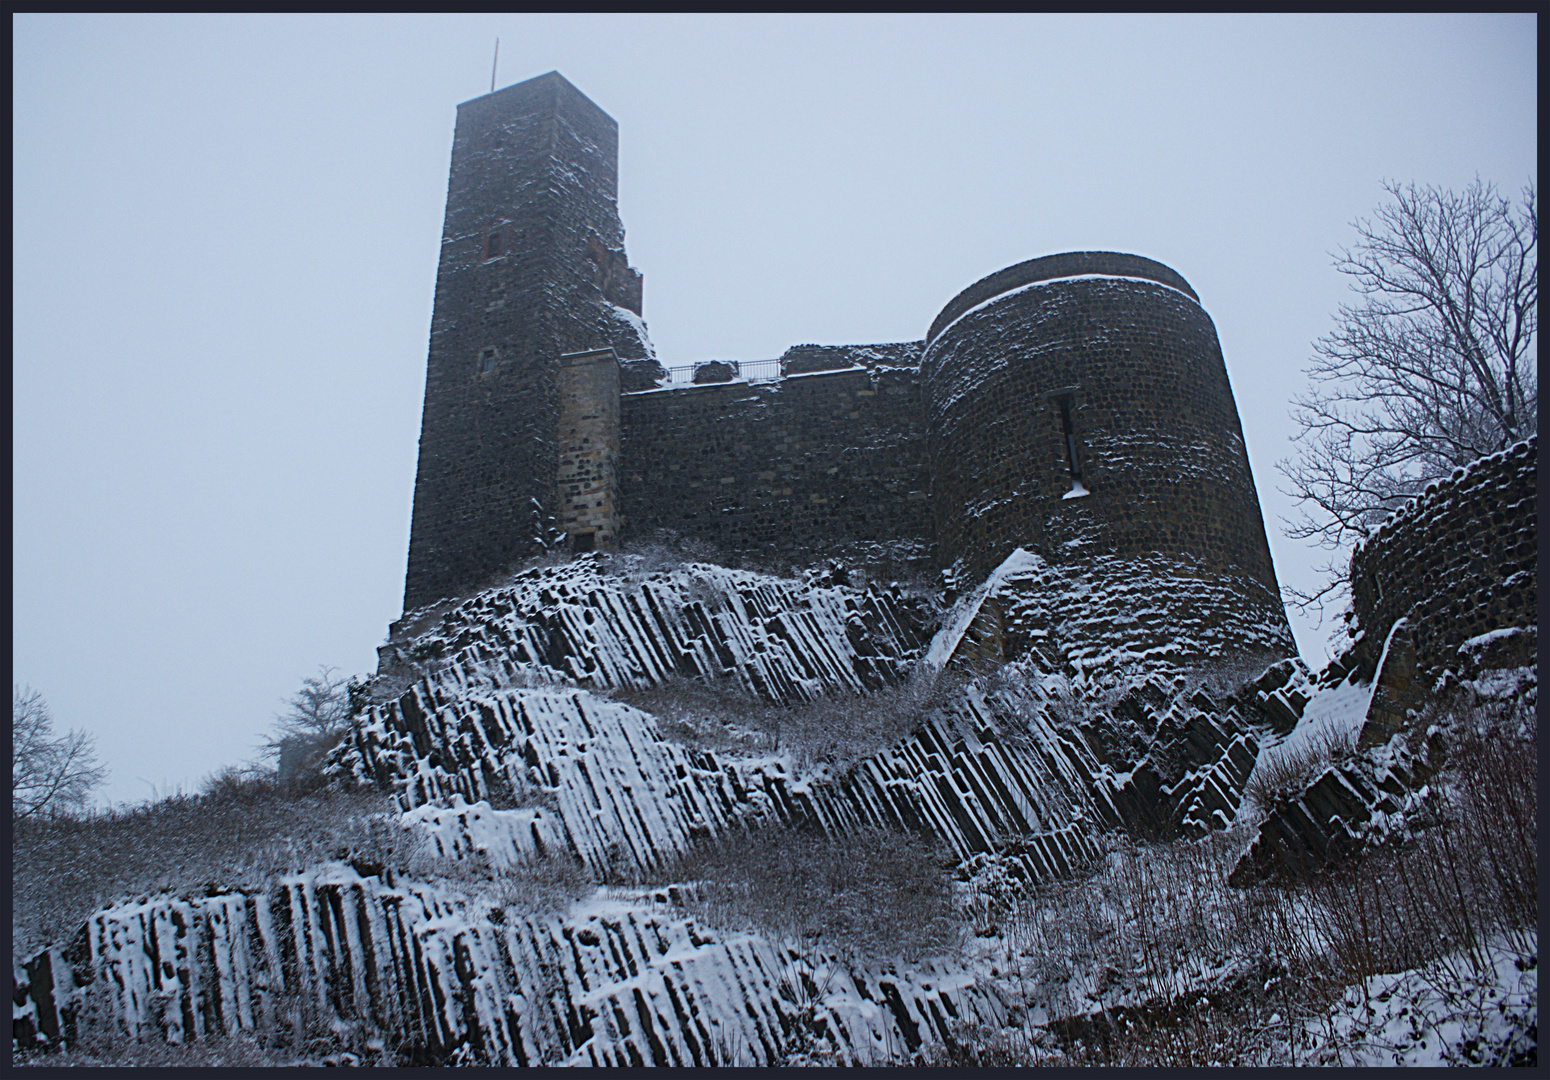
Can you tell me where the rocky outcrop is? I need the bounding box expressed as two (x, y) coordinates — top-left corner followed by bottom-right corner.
(11, 865), (1005, 1065)
(20, 554), (1302, 1060)
(1228, 728), (1439, 886)
(379, 556), (932, 707)
(1228, 616), (1535, 886)
(341, 661), (1279, 891)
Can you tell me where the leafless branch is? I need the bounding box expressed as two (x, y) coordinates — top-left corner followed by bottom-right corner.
(13, 685), (109, 820)
(1278, 178), (1537, 608)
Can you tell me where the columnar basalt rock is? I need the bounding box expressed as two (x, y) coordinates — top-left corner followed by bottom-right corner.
(14, 868), (1006, 1065)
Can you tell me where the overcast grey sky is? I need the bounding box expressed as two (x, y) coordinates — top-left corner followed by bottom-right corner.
(14, 14), (1537, 806)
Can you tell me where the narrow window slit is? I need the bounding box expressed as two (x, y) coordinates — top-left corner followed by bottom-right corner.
(1057, 396), (1089, 499)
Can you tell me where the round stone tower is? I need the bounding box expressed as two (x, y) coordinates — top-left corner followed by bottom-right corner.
(921, 251), (1282, 599)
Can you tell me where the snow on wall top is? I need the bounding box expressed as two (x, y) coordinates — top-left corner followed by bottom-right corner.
(1353, 437), (1536, 553)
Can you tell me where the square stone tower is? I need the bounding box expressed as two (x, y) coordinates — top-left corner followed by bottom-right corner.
(403, 72), (648, 612)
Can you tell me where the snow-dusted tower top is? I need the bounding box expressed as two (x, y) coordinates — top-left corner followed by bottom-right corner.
(403, 72), (651, 612)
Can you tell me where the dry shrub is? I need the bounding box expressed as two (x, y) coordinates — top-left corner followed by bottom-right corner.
(1179, 648), (1289, 701)
(658, 824), (959, 963)
(988, 831), (1294, 1066)
(1305, 708), (1536, 987)
(1242, 721), (1359, 815)
(608, 673), (773, 754)
(994, 690), (1536, 1066)
(769, 671), (967, 774)
(14, 1029), (302, 1068)
(402, 843), (593, 919)
(602, 533), (730, 580)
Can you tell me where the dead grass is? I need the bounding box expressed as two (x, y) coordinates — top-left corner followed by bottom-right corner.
(10, 777), (407, 963)
(1179, 648), (1290, 702)
(612, 667), (968, 774)
(982, 692), (1537, 1066)
(653, 823), (960, 964)
(1242, 722), (1359, 815)
(14, 1030), (307, 1068)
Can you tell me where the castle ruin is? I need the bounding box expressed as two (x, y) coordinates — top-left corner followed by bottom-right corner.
(15, 71), (1535, 1067)
(402, 71), (1291, 658)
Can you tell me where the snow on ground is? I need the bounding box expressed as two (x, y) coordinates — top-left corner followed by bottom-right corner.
(1303, 939), (1537, 1066)
(1257, 673), (1371, 767)
(923, 547), (1044, 670)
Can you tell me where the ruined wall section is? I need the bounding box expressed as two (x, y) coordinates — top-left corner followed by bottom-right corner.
(403, 73), (650, 612)
(1347, 437), (1537, 677)
(921, 254), (1283, 613)
(618, 361), (934, 571)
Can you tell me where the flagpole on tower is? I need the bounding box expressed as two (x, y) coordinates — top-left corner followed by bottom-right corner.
(490, 37), (499, 93)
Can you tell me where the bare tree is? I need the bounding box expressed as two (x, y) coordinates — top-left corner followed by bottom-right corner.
(265, 665), (351, 784)
(1280, 179), (1537, 612)
(13, 686), (108, 820)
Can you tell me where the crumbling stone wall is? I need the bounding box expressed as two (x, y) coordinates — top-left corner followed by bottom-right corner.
(618, 360), (934, 571)
(1347, 437), (1537, 678)
(920, 252), (1283, 605)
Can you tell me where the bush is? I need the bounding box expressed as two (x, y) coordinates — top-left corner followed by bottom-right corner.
(992, 690), (1537, 1066)
(14, 1029), (304, 1068)
(1179, 649), (1290, 701)
(1241, 721), (1359, 817)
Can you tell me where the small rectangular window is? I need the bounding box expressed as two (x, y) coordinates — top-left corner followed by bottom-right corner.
(485, 232), (502, 259)
(479, 347), (498, 374)
(572, 531), (595, 553)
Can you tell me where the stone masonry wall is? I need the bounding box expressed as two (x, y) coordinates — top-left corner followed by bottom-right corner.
(403, 73), (651, 612)
(617, 360), (934, 571)
(555, 348), (620, 549)
(1347, 437), (1537, 677)
(921, 254), (1282, 602)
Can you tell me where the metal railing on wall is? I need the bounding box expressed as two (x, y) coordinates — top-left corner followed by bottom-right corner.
(664, 358), (783, 386)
